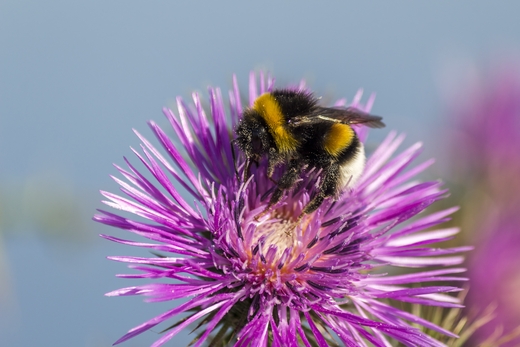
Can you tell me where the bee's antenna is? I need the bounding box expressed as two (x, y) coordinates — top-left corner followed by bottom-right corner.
(244, 159), (253, 183)
(230, 139), (240, 180)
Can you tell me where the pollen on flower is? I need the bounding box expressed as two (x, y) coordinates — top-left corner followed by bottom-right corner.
(253, 219), (297, 255)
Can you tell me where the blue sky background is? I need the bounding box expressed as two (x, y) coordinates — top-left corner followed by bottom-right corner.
(1, 1), (519, 346)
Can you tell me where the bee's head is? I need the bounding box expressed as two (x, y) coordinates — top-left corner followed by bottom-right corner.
(235, 110), (272, 161)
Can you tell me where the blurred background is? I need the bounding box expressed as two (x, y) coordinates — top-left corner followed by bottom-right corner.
(1, 1), (519, 346)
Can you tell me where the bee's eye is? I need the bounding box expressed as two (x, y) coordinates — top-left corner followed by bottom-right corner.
(251, 135), (263, 152)
(252, 126), (266, 137)
(251, 126), (266, 153)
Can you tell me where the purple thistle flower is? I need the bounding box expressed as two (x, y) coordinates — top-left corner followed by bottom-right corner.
(445, 68), (520, 345)
(95, 72), (469, 347)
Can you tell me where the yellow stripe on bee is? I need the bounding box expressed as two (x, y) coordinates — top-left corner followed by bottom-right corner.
(253, 93), (298, 153)
(323, 123), (354, 157)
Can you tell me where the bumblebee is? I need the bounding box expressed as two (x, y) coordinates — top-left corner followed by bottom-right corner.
(235, 89), (384, 215)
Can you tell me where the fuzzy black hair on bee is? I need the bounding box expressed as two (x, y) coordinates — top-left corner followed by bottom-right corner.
(235, 89), (384, 216)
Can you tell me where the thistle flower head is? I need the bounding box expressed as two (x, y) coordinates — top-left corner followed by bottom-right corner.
(95, 72), (469, 347)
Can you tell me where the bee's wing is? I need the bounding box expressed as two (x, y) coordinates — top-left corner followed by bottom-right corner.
(288, 106), (385, 128)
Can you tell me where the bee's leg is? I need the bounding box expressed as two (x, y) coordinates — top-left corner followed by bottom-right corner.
(271, 159), (303, 205)
(243, 157), (262, 182)
(302, 163), (339, 215)
(267, 148), (280, 184)
(257, 160), (302, 219)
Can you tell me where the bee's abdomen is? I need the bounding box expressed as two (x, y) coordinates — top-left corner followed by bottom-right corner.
(338, 139), (365, 190)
